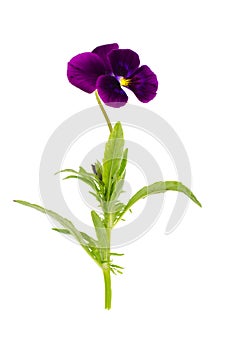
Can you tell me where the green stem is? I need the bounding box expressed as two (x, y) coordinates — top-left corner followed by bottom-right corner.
(102, 212), (113, 309)
(103, 267), (111, 310)
(95, 91), (113, 133)
(94, 94), (113, 308)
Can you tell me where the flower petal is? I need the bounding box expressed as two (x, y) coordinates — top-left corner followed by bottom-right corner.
(96, 75), (128, 108)
(67, 52), (106, 93)
(127, 65), (158, 103)
(109, 49), (140, 78)
(92, 43), (119, 73)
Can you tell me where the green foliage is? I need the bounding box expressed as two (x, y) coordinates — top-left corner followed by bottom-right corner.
(118, 148), (128, 179)
(115, 181), (202, 224)
(52, 228), (70, 234)
(91, 210), (108, 253)
(102, 122), (125, 200)
(13, 200), (102, 266)
(57, 166), (105, 204)
(15, 119), (202, 310)
(57, 122), (128, 222)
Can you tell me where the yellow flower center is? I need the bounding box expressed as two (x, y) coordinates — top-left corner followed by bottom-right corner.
(120, 77), (131, 87)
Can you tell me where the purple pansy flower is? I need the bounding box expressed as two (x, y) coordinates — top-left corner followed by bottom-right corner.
(67, 43), (158, 108)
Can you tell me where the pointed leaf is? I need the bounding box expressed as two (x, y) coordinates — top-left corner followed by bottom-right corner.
(14, 200), (102, 266)
(63, 175), (79, 180)
(52, 228), (70, 234)
(55, 168), (79, 175)
(110, 252), (124, 256)
(14, 200), (86, 242)
(102, 122), (124, 196)
(118, 148), (128, 179)
(116, 181), (202, 223)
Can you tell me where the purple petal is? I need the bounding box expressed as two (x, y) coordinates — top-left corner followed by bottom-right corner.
(108, 49), (140, 78)
(96, 75), (128, 108)
(92, 43), (119, 73)
(127, 65), (158, 103)
(67, 52), (106, 93)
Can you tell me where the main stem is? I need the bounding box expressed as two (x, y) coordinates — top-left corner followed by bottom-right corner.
(95, 91), (113, 133)
(95, 93), (113, 309)
(103, 212), (113, 310)
(103, 266), (111, 309)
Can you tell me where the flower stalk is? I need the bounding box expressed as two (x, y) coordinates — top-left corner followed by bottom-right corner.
(95, 91), (112, 132)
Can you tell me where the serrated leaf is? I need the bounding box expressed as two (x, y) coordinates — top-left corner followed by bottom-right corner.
(102, 122), (124, 199)
(115, 181), (202, 223)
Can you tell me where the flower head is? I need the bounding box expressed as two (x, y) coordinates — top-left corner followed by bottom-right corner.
(67, 43), (158, 108)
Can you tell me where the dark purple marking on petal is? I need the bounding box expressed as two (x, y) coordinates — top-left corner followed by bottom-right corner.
(67, 52), (106, 93)
(109, 49), (140, 78)
(96, 75), (128, 108)
(127, 65), (158, 103)
(92, 43), (119, 73)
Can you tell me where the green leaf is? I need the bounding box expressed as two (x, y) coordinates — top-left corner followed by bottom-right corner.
(110, 179), (125, 202)
(118, 148), (128, 179)
(77, 176), (98, 192)
(13, 200), (102, 266)
(89, 191), (102, 203)
(63, 175), (79, 180)
(14, 200), (83, 239)
(94, 160), (103, 181)
(80, 231), (102, 262)
(52, 228), (70, 234)
(63, 172), (100, 194)
(102, 122), (125, 198)
(91, 210), (108, 251)
(55, 168), (79, 175)
(115, 181), (202, 223)
(110, 252), (124, 256)
(79, 167), (98, 179)
(80, 231), (99, 247)
(57, 165), (105, 205)
(110, 264), (124, 269)
(78, 167), (104, 195)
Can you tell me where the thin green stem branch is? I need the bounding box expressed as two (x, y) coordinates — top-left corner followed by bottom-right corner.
(95, 91), (113, 133)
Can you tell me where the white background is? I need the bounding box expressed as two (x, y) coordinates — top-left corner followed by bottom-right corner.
(1, 1), (232, 349)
